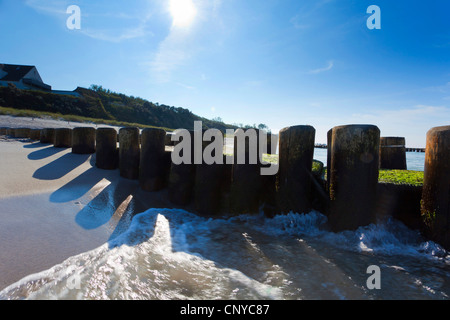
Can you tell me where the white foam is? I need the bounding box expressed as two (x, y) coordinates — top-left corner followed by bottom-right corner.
(0, 209), (284, 300)
(247, 210), (449, 262)
(1, 208), (448, 300)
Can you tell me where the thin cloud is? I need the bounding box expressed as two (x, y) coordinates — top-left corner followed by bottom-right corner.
(290, 0), (335, 30)
(25, 0), (154, 43)
(308, 60), (334, 74)
(176, 82), (196, 90)
(25, 0), (69, 15)
(243, 80), (264, 87)
(426, 82), (450, 94)
(290, 14), (310, 30)
(80, 24), (152, 43)
(149, 31), (193, 83)
(80, 6), (155, 42)
(352, 105), (449, 120)
(404, 104), (449, 116)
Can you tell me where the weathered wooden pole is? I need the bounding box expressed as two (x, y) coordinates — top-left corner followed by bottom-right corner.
(6, 128), (15, 137)
(328, 124), (380, 231)
(96, 128), (118, 170)
(229, 128), (262, 214)
(165, 132), (175, 146)
(216, 154), (234, 214)
(40, 128), (55, 144)
(29, 129), (42, 140)
(194, 129), (225, 215)
(119, 127), (140, 180)
(326, 128), (332, 192)
(266, 133), (278, 155)
(54, 128), (72, 148)
(162, 150), (173, 187)
(379, 137), (407, 170)
(72, 127), (96, 154)
(421, 125), (450, 250)
(139, 128), (167, 192)
(15, 128), (30, 138)
(168, 130), (196, 206)
(277, 125), (316, 214)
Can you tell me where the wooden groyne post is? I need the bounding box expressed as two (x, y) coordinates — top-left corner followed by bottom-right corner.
(229, 128), (263, 214)
(165, 132), (175, 146)
(379, 137), (407, 170)
(96, 128), (118, 170)
(72, 127), (96, 154)
(119, 127), (140, 180)
(29, 129), (42, 140)
(168, 130), (196, 205)
(6, 128), (15, 137)
(326, 129), (332, 193)
(266, 133), (278, 155)
(421, 125), (450, 250)
(328, 124), (380, 231)
(277, 125), (316, 214)
(194, 129), (225, 215)
(139, 128), (167, 192)
(54, 128), (72, 148)
(40, 128), (55, 144)
(15, 128), (30, 138)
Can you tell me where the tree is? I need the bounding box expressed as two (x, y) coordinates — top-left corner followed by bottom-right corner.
(257, 123), (268, 131)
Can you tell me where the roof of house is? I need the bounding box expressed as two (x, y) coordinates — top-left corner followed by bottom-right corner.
(0, 64), (35, 81)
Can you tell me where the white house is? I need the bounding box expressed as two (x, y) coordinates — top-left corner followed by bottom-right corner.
(0, 64), (51, 91)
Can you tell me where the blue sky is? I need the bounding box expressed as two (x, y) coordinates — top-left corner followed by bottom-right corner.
(1, 0), (449, 147)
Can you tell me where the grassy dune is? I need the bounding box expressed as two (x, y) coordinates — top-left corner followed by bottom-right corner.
(0, 106), (175, 132)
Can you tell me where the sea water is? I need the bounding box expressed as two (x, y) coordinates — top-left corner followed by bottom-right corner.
(0, 207), (448, 300)
(313, 148), (426, 171)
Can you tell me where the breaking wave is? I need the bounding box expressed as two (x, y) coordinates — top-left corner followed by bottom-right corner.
(1, 209), (449, 300)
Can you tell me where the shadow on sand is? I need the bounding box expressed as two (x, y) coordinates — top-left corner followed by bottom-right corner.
(30, 143), (196, 251)
(73, 178), (142, 241)
(28, 145), (66, 160)
(32, 153), (91, 180)
(31, 146), (172, 242)
(23, 142), (47, 149)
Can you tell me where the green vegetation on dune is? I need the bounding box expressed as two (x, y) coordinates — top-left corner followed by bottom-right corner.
(0, 84), (237, 132)
(0, 106), (175, 132)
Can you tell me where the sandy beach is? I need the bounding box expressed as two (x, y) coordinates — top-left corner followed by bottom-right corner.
(0, 116), (181, 290)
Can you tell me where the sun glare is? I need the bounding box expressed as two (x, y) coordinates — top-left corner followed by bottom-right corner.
(169, 0), (197, 28)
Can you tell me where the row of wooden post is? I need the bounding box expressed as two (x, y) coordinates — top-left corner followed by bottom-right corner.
(1, 124), (449, 249)
(324, 125), (449, 250)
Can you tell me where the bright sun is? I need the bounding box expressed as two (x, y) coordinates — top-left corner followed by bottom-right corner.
(169, 0), (197, 28)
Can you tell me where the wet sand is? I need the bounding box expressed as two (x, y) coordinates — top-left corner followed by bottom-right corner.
(0, 135), (178, 291)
